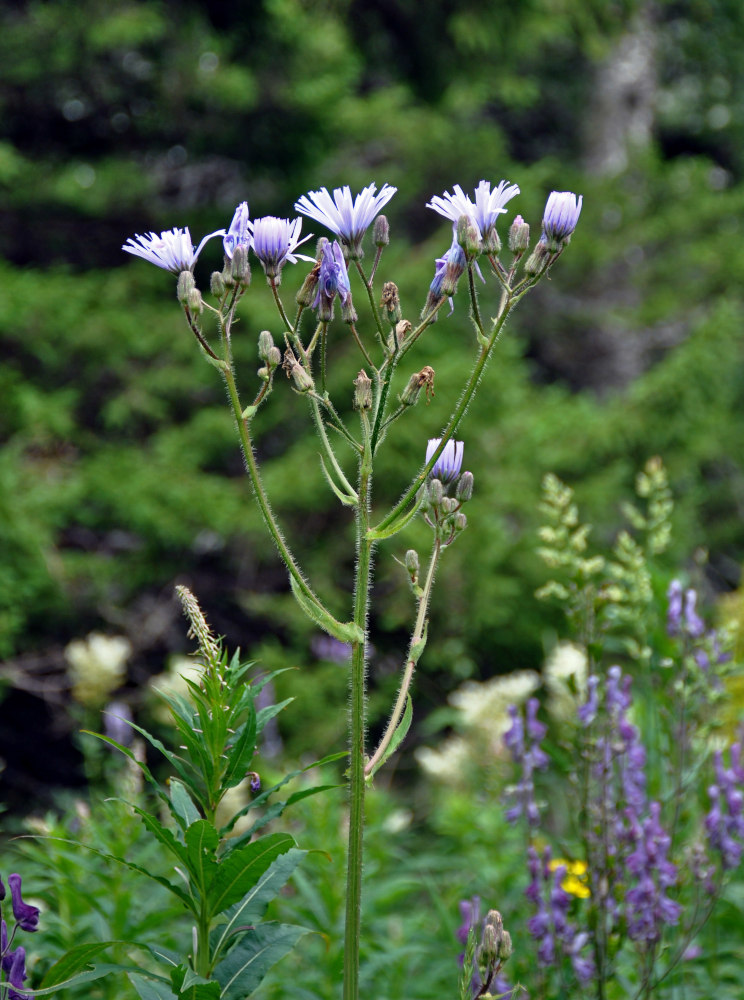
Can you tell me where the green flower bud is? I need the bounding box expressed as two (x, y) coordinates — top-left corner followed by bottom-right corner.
(373, 214), (390, 247)
(441, 497), (458, 515)
(428, 478), (444, 508)
(231, 245), (251, 285)
(508, 215), (530, 253)
(454, 512), (467, 532)
(296, 260), (321, 307)
(341, 292), (358, 325)
(187, 287), (203, 314)
(353, 369), (372, 410)
(524, 239), (551, 276)
(456, 213), (481, 260)
(210, 270), (226, 298)
(285, 355), (313, 393)
(404, 549), (419, 579)
(267, 346), (282, 369)
(456, 471), (474, 502)
(258, 330), (275, 361)
(177, 270), (196, 304)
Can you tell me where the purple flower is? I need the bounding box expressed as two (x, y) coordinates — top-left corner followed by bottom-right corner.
(683, 588), (705, 638)
(5, 945), (26, 1000)
(295, 183), (397, 258)
(312, 239), (352, 320)
(705, 744), (744, 869)
(426, 438), (464, 484)
(541, 191), (583, 246)
(427, 180), (520, 252)
(7, 876), (39, 933)
(223, 201), (250, 259)
(249, 216), (315, 279)
(624, 802), (681, 943)
(457, 896), (480, 946)
(122, 227), (224, 273)
(103, 700), (133, 747)
(504, 699), (548, 830)
(248, 771), (261, 794)
(0, 876), (5, 902)
(666, 579), (683, 635)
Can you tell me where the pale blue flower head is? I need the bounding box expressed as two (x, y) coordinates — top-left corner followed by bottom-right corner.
(295, 182), (397, 258)
(223, 201), (250, 259)
(427, 180), (520, 248)
(426, 438), (464, 483)
(122, 226), (224, 273)
(249, 216), (315, 280)
(542, 191), (583, 247)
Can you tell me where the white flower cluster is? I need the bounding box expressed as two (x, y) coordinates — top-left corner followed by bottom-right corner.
(65, 633), (131, 708)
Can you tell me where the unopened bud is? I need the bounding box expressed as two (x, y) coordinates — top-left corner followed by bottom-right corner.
(284, 354), (313, 393)
(428, 478), (444, 508)
(258, 330), (275, 361)
(373, 215), (390, 246)
(509, 215), (530, 253)
(404, 549), (419, 579)
(454, 512), (467, 532)
(380, 282), (402, 324)
(222, 259), (235, 288)
(257, 366), (270, 381)
(177, 270), (196, 304)
(187, 287), (203, 314)
(441, 497), (458, 515)
(524, 238), (551, 276)
(456, 471), (474, 502)
(267, 346), (282, 369)
(456, 214), (481, 260)
(500, 930), (512, 961)
(341, 292), (358, 325)
(353, 369), (372, 410)
(481, 924), (498, 963)
(210, 270), (226, 298)
(231, 245), (250, 285)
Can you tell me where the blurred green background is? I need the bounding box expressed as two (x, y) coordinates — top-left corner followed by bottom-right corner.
(2, 0), (744, 803)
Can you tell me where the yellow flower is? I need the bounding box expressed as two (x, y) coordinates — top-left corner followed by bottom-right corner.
(548, 858), (591, 899)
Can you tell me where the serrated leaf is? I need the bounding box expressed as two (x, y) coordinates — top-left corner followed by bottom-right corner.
(208, 833), (294, 913)
(211, 849), (306, 961)
(214, 923), (309, 1000)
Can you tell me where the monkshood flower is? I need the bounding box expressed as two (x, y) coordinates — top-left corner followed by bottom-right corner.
(705, 742), (744, 869)
(624, 801), (681, 943)
(426, 438), (464, 483)
(122, 227), (224, 273)
(503, 697), (548, 829)
(7, 876), (39, 933)
(540, 191), (583, 250)
(4, 945), (27, 1000)
(249, 216), (315, 280)
(223, 201), (250, 259)
(294, 183), (397, 258)
(312, 239), (352, 321)
(426, 179), (520, 249)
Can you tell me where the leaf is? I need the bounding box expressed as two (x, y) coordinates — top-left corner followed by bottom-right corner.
(255, 699), (293, 733)
(211, 849), (306, 961)
(366, 695), (413, 781)
(213, 923), (309, 1000)
(185, 819), (220, 889)
(221, 701), (257, 791)
(208, 833), (294, 914)
(128, 972), (178, 1000)
(39, 942), (117, 988)
(366, 496), (422, 540)
(171, 968), (221, 1000)
(129, 804), (189, 867)
(170, 780), (201, 829)
(289, 575), (364, 644)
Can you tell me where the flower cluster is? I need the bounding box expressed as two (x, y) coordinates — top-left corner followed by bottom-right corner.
(503, 697), (548, 829)
(1, 874), (40, 1000)
(456, 897), (513, 999)
(667, 580), (729, 672)
(705, 741), (744, 870)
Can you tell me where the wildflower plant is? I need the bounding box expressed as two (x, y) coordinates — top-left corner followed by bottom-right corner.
(114, 179), (581, 1000)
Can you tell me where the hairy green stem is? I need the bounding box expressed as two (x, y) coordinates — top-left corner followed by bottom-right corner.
(344, 413), (374, 1000)
(365, 539), (441, 775)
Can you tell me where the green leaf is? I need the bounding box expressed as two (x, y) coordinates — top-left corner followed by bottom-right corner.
(172, 968), (221, 1000)
(39, 942), (117, 988)
(366, 495), (422, 540)
(211, 849), (306, 960)
(185, 819), (220, 889)
(289, 575), (364, 644)
(208, 832), (294, 913)
(213, 923), (309, 1000)
(128, 972), (178, 1000)
(366, 694), (413, 781)
(221, 701), (257, 790)
(129, 804), (189, 867)
(170, 779), (201, 828)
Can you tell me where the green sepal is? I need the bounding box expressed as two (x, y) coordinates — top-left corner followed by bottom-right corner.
(289, 575), (363, 643)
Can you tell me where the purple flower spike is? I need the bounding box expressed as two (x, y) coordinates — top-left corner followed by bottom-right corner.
(223, 201), (250, 259)
(7, 875), (39, 933)
(426, 438), (464, 484)
(683, 588), (705, 638)
(542, 191), (583, 246)
(295, 183), (397, 258)
(666, 579), (683, 635)
(249, 216), (315, 279)
(123, 226), (224, 273)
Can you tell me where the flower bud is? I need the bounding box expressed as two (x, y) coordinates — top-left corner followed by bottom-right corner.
(187, 287), (203, 314)
(210, 270), (226, 298)
(258, 330), (275, 361)
(456, 214), (481, 260)
(524, 238), (551, 276)
(454, 512), (467, 532)
(284, 354), (313, 393)
(296, 260), (321, 307)
(456, 471), (474, 502)
(231, 245), (251, 285)
(509, 214), (530, 253)
(177, 270), (196, 304)
(341, 292), (358, 325)
(441, 497), (458, 515)
(353, 369), (372, 410)
(428, 478), (444, 508)
(404, 549), (419, 579)
(267, 346), (282, 369)
(373, 214), (390, 246)
(380, 282), (402, 324)
(257, 366), (270, 381)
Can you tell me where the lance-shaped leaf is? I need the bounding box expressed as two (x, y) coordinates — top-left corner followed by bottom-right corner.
(207, 832), (294, 914)
(185, 819), (220, 890)
(213, 923), (309, 1000)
